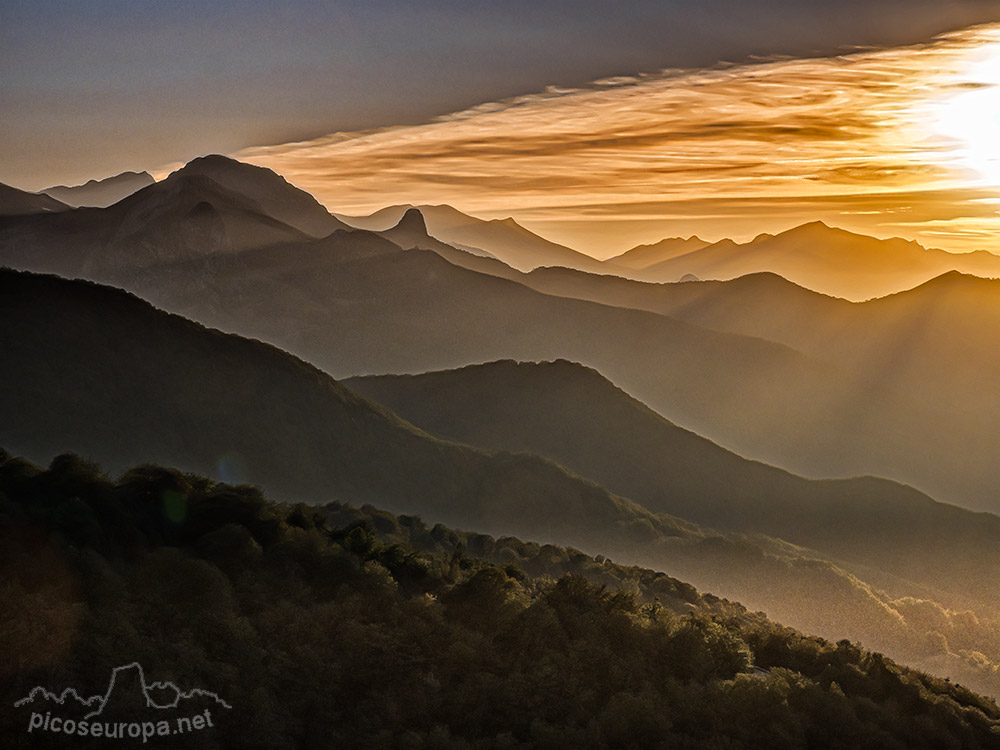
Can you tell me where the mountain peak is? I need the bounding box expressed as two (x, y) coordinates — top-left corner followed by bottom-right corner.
(182, 153), (245, 171)
(800, 220), (831, 230)
(775, 220), (841, 240)
(909, 269), (999, 293)
(171, 155), (349, 237)
(395, 207), (429, 234)
(177, 154), (298, 185)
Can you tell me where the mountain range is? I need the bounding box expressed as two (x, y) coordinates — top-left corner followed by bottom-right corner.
(346, 359), (1000, 614)
(4, 156), (999, 514)
(8, 154), (1000, 697)
(612, 221), (1000, 300)
(606, 235), (712, 269)
(336, 203), (609, 272)
(496, 262), (1000, 505)
(0, 268), (693, 554)
(42, 171), (155, 208)
(8, 266), (1000, 696)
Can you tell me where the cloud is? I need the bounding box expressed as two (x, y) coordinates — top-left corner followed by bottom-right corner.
(237, 22), (1000, 255)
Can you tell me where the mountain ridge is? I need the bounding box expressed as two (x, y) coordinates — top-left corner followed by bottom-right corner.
(42, 170), (155, 208)
(0, 182), (69, 217)
(607, 235), (711, 269)
(0, 267), (694, 554)
(345, 358), (1000, 609)
(336, 202), (606, 272)
(8, 266), (1000, 696)
(631, 221), (1000, 299)
(175, 154), (353, 237)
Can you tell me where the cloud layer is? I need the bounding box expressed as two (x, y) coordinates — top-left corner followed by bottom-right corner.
(238, 23), (1000, 255)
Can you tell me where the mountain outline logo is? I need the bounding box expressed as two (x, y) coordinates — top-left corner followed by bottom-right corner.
(15, 663), (231, 741)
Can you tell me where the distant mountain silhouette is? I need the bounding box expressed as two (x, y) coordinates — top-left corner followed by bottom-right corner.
(614, 268), (1000, 424)
(338, 203), (606, 272)
(0, 170), (310, 278)
(43, 171), (154, 208)
(177, 155), (352, 237)
(0, 182), (69, 216)
(606, 236), (710, 269)
(93, 210), (986, 515)
(377, 207), (496, 265)
(112, 225), (936, 496)
(630, 221), (1000, 300)
(4, 156), (999, 511)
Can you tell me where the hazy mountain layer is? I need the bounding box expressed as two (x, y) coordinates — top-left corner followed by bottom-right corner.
(8, 268), (1000, 696)
(499, 264), (1000, 511)
(337, 202), (609, 272)
(42, 170), (154, 208)
(606, 236), (711, 269)
(4, 158), (997, 511)
(627, 221), (1000, 300)
(0, 172), (309, 278)
(347, 359), (1000, 612)
(0, 268), (690, 556)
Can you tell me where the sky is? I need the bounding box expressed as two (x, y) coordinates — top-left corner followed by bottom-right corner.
(238, 21), (1000, 255)
(4, 1), (1000, 254)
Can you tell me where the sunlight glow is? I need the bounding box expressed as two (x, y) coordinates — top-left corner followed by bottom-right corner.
(931, 34), (1000, 187)
(236, 23), (1000, 255)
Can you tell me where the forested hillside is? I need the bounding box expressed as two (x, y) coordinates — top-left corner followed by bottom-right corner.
(3, 452), (998, 749)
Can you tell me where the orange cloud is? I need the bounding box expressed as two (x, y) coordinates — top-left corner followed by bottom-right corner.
(236, 23), (1000, 256)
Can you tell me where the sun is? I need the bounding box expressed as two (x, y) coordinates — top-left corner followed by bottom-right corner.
(933, 43), (1000, 187)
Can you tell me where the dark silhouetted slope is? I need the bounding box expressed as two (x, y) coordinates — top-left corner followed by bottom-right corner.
(0, 268), (691, 554)
(0, 183), (69, 216)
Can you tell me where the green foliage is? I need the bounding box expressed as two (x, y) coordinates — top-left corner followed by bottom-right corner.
(2, 453), (999, 749)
